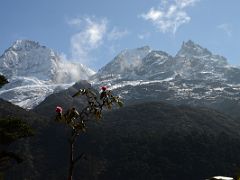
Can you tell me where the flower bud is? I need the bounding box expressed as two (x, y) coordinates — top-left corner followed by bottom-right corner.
(56, 106), (63, 113)
(101, 86), (107, 91)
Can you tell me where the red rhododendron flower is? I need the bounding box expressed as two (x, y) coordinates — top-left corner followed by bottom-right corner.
(101, 86), (107, 91)
(56, 106), (63, 113)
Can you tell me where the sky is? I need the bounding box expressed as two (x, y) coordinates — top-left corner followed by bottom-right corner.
(0, 0), (240, 71)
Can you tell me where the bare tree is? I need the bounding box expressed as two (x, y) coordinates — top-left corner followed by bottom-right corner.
(55, 87), (123, 180)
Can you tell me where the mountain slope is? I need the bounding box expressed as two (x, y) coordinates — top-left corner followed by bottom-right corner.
(0, 40), (95, 109)
(0, 98), (48, 179)
(91, 102), (240, 180)
(0, 98), (46, 123)
(33, 80), (92, 117)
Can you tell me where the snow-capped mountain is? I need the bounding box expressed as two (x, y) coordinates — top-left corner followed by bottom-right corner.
(174, 40), (229, 81)
(93, 46), (151, 81)
(92, 40), (232, 83)
(2, 39), (240, 115)
(91, 40), (240, 117)
(0, 40), (95, 109)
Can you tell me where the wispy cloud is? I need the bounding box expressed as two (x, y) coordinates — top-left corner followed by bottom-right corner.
(217, 23), (232, 37)
(107, 27), (129, 41)
(141, 0), (200, 34)
(66, 17), (82, 27)
(66, 16), (129, 68)
(138, 32), (151, 40)
(68, 17), (107, 66)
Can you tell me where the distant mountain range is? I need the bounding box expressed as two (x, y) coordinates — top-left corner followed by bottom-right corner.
(91, 40), (230, 82)
(0, 40), (94, 109)
(1, 39), (240, 117)
(91, 40), (240, 117)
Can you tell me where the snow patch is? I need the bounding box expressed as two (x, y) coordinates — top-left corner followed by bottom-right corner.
(109, 77), (174, 90)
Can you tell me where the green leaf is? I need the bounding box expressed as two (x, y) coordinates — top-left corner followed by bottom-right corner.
(72, 89), (87, 97)
(117, 101), (124, 107)
(72, 91), (81, 97)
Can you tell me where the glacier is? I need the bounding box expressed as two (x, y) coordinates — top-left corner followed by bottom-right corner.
(0, 40), (95, 109)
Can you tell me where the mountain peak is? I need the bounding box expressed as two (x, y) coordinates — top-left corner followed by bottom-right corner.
(183, 40), (196, 46)
(177, 40), (212, 57)
(136, 45), (151, 52)
(97, 46), (151, 75)
(0, 39), (95, 109)
(119, 46), (151, 56)
(11, 40), (42, 51)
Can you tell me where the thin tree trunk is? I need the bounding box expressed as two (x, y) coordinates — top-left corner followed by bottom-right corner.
(68, 131), (75, 180)
(67, 130), (85, 180)
(0, 172), (4, 180)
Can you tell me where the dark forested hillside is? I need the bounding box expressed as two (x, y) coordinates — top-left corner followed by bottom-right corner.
(80, 102), (240, 180)
(8, 100), (239, 180)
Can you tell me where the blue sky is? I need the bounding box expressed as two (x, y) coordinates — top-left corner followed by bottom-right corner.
(0, 0), (240, 70)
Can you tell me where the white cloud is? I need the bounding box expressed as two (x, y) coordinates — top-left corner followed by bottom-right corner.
(59, 52), (68, 61)
(107, 27), (129, 41)
(67, 16), (129, 68)
(143, 8), (163, 21)
(69, 17), (107, 65)
(141, 0), (200, 34)
(66, 17), (82, 27)
(217, 23), (232, 37)
(138, 32), (151, 40)
(176, 0), (200, 8)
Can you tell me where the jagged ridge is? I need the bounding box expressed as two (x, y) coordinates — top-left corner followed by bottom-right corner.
(91, 40), (240, 117)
